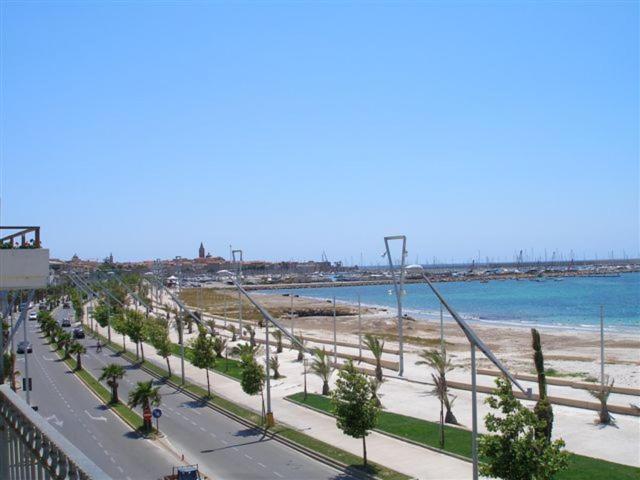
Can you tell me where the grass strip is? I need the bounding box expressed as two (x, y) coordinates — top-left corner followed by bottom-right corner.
(88, 326), (410, 479)
(169, 343), (244, 380)
(287, 393), (640, 480)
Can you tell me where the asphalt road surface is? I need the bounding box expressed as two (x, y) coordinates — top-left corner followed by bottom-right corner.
(34, 306), (358, 480)
(19, 307), (175, 480)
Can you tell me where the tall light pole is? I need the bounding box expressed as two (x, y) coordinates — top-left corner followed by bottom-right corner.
(358, 294), (362, 359)
(405, 264), (531, 480)
(333, 296), (337, 365)
(264, 311), (273, 426)
(384, 235), (407, 376)
(232, 249), (243, 336)
(600, 305), (605, 389)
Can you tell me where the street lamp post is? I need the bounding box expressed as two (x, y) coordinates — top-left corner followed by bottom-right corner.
(232, 249), (244, 336)
(303, 356), (309, 400)
(333, 296), (337, 365)
(358, 294), (362, 359)
(264, 313), (274, 426)
(384, 235), (407, 376)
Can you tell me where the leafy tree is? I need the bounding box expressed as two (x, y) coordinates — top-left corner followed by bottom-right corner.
(99, 363), (126, 403)
(416, 348), (457, 426)
(2, 351), (18, 391)
(125, 309), (146, 360)
(111, 313), (128, 352)
(364, 334), (384, 381)
(240, 357), (266, 422)
(588, 377), (615, 425)
(191, 327), (216, 397)
(128, 380), (161, 431)
(479, 377), (569, 480)
(213, 336), (227, 358)
(269, 355), (281, 379)
(531, 328), (553, 442)
(150, 325), (173, 377)
(271, 330), (283, 353)
(69, 341), (87, 370)
(331, 360), (380, 467)
(311, 348), (333, 395)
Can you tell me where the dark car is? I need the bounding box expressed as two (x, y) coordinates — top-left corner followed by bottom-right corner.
(17, 341), (32, 354)
(73, 328), (85, 339)
(61, 318), (72, 327)
(62, 302), (70, 309)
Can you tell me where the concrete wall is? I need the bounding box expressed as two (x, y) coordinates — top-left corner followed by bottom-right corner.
(0, 249), (50, 290)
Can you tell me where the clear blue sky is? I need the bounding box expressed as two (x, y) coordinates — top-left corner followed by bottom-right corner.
(1, 1), (638, 264)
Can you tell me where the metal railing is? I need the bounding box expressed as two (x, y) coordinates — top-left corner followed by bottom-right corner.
(0, 385), (109, 480)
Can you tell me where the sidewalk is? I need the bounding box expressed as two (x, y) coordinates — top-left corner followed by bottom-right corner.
(90, 321), (472, 480)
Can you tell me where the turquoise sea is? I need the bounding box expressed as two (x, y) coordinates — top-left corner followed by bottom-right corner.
(273, 272), (640, 332)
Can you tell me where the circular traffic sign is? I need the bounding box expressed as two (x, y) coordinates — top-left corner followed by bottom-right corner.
(152, 408), (162, 419)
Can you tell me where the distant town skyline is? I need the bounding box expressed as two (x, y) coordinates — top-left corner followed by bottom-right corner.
(1, 2), (637, 263)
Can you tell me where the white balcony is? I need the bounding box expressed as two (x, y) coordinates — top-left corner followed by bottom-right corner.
(0, 248), (50, 290)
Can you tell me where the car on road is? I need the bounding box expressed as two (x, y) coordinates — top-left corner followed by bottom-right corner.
(17, 341), (32, 354)
(28, 312), (38, 321)
(73, 328), (85, 339)
(62, 302), (70, 309)
(61, 318), (72, 327)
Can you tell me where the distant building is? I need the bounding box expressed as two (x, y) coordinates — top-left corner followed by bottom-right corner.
(198, 242), (205, 259)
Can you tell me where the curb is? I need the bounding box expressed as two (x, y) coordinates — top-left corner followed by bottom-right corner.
(284, 397), (472, 465)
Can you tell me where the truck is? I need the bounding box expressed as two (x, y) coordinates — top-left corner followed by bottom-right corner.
(163, 464), (204, 480)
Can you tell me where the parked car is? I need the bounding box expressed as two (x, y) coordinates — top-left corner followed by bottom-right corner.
(62, 302), (70, 309)
(17, 341), (32, 354)
(28, 312), (37, 321)
(73, 328), (85, 339)
(61, 318), (72, 327)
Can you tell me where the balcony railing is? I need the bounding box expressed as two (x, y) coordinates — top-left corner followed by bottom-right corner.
(0, 385), (109, 479)
(1, 226), (41, 249)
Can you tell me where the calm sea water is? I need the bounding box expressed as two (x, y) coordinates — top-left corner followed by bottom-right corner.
(273, 272), (640, 332)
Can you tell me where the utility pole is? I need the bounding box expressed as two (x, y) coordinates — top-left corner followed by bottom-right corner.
(22, 309), (30, 405)
(333, 296), (337, 365)
(358, 294), (362, 359)
(265, 315), (274, 426)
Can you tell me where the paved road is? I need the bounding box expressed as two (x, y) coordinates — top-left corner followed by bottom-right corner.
(67, 309), (357, 480)
(19, 307), (175, 479)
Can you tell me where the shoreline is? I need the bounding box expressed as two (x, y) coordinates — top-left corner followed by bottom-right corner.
(257, 290), (640, 337)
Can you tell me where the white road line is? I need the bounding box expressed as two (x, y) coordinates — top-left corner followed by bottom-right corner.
(199, 427), (206, 432)
(258, 463), (266, 468)
(244, 454), (253, 460)
(209, 433), (216, 438)
(221, 440), (228, 445)
(110, 457), (116, 464)
(273, 471), (283, 478)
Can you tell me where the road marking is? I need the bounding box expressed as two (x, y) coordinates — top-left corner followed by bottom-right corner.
(244, 454), (253, 460)
(199, 427), (206, 432)
(209, 433), (216, 438)
(110, 457), (116, 464)
(273, 471), (283, 478)
(118, 467), (124, 473)
(221, 440), (228, 445)
(97, 442), (104, 448)
(258, 463), (266, 468)
(84, 410), (107, 422)
(44, 415), (63, 427)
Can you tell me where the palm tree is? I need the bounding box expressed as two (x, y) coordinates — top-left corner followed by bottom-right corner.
(245, 326), (256, 348)
(269, 356), (281, 379)
(370, 378), (384, 407)
(69, 342), (87, 370)
(58, 332), (73, 358)
(231, 342), (259, 362)
(229, 325), (237, 342)
(588, 377), (615, 425)
(128, 380), (161, 431)
(213, 336), (227, 358)
(99, 363), (126, 404)
(292, 333), (305, 361)
(416, 348), (458, 425)
(311, 348), (333, 395)
(271, 330), (283, 353)
(364, 334), (384, 381)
